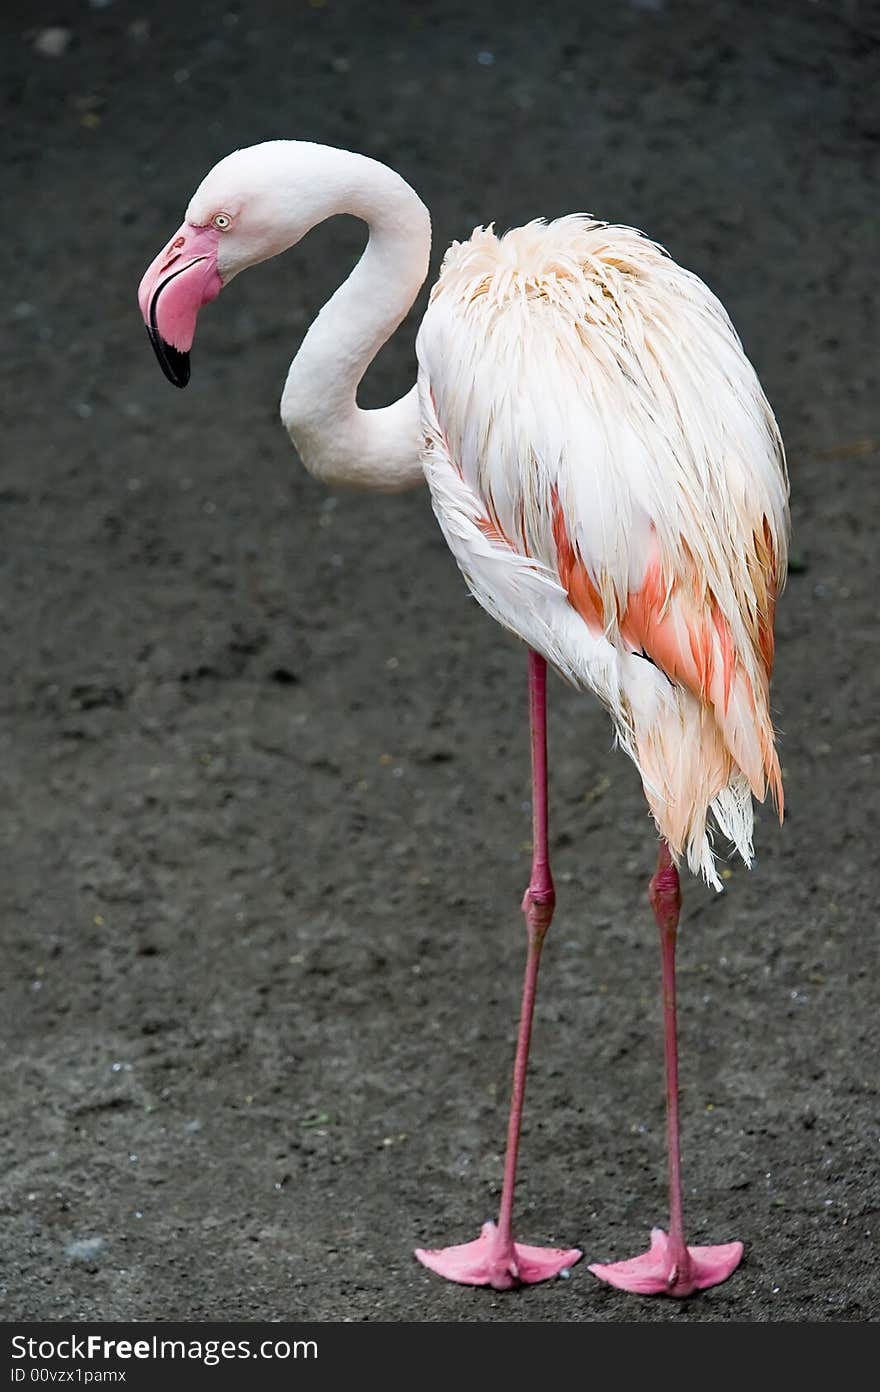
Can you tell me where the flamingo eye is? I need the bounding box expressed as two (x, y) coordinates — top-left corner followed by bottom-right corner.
(212, 212), (232, 231)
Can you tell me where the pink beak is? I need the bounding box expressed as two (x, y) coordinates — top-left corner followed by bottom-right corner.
(137, 222), (223, 387)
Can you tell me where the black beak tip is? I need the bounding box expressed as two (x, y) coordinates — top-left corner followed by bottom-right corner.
(146, 326), (190, 389)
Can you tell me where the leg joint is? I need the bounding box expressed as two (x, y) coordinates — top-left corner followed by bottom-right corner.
(522, 883), (556, 936)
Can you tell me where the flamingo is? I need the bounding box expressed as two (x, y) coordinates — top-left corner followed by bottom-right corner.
(138, 141), (788, 1298)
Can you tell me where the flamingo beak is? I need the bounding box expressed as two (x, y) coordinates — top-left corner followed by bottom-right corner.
(137, 223), (223, 388)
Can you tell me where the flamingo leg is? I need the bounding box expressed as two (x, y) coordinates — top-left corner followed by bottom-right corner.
(415, 652), (582, 1288)
(589, 841), (743, 1296)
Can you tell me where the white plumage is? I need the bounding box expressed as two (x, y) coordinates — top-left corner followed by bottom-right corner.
(417, 217), (788, 886)
(138, 144), (788, 887)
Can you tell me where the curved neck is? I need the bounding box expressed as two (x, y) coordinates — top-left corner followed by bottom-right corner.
(279, 149), (431, 490)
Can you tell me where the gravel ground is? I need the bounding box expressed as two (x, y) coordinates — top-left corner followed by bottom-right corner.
(2, 0), (878, 1322)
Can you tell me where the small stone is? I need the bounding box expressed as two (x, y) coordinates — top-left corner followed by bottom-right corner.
(34, 28), (71, 59)
(66, 1237), (105, 1261)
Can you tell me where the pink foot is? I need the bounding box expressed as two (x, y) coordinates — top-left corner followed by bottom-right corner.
(589, 1226), (743, 1297)
(415, 1220), (582, 1290)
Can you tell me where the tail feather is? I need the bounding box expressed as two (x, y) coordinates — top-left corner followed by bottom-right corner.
(711, 774), (755, 867)
(623, 673), (772, 890)
(631, 691), (727, 889)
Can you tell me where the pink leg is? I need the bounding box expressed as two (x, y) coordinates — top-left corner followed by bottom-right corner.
(589, 841), (743, 1297)
(415, 652), (582, 1289)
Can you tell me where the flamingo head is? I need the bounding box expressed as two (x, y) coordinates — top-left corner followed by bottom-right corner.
(137, 141), (335, 387)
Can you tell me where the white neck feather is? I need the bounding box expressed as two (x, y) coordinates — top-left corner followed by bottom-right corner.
(278, 147), (431, 491)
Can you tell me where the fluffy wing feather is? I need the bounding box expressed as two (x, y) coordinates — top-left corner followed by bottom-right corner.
(417, 217), (789, 887)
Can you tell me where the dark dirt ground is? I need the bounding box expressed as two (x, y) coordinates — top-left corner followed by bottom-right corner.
(2, 0), (878, 1324)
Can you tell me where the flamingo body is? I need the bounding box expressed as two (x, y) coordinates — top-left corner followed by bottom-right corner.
(417, 217), (788, 888)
